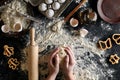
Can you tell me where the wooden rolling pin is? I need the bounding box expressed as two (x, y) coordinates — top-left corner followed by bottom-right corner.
(64, 0), (87, 22)
(28, 28), (38, 80)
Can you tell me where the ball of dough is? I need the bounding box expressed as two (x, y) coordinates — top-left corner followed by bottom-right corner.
(45, 0), (53, 4)
(38, 3), (47, 11)
(52, 2), (60, 10)
(58, 0), (66, 3)
(58, 47), (67, 64)
(46, 9), (54, 18)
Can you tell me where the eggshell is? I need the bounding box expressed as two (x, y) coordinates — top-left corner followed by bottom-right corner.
(70, 18), (79, 27)
(1, 25), (10, 33)
(80, 28), (88, 37)
(13, 22), (22, 32)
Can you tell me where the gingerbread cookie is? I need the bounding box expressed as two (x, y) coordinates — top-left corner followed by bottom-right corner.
(98, 38), (112, 50)
(3, 45), (14, 57)
(112, 34), (120, 45)
(109, 54), (120, 64)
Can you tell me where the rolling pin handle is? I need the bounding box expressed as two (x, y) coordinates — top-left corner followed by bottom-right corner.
(30, 28), (36, 45)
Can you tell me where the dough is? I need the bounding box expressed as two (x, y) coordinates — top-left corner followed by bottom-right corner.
(58, 47), (67, 65)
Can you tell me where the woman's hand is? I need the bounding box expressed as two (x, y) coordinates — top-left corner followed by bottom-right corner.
(46, 48), (60, 80)
(62, 47), (76, 80)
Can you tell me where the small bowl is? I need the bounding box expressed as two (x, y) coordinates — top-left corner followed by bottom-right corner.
(1, 25), (10, 33)
(13, 22), (22, 32)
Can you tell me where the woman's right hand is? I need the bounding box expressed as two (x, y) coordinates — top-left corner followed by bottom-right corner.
(62, 47), (76, 80)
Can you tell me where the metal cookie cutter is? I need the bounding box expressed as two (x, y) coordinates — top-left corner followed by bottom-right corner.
(112, 34), (120, 45)
(3, 45), (14, 57)
(109, 54), (120, 64)
(98, 38), (112, 50)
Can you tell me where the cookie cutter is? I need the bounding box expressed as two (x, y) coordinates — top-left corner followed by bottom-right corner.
(3, 45), (14, 57)
(109, 54), (120, 64)
(112, 34), (120, 45)
(8, 58), (19, 70)
(98, 38), (112, 50)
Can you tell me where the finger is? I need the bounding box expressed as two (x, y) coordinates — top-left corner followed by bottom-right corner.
(65, 47), (74, 56)
(54, 54), (60, 68)
(64, 55), (69, 68)
(64, 48), (75, 65)
(50, 48), (59, 67)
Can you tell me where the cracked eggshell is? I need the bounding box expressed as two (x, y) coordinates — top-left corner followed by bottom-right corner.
(1, 25), (10, 33)
(70, 18), (79, 27)
(38, 3), (47, 11)
(45, 0), (53, 4)
(58, 0), (66, 3)
(13, 22), (22, 32)
(46, 9), (54, 18)
(52, 2), (60, 10)
(87, 12), (97, 21)
(80, 28), (88, 37)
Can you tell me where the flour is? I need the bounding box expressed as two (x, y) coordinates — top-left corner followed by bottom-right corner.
(32, 17), (115, 80)
(1, 0), (30, 31)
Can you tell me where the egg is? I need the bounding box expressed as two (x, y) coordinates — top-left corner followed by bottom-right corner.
(58, 0), (66, 3)
(46, 9), (54, 18)
(38, 3), (47, 11)
(45, 0), (53, 4)
(52, 2), (60, 10)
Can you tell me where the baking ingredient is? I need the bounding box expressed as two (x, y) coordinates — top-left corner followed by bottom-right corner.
(87, 12), (97, 21)
(52, 2), (61, 10)
(58, 46), (67, 66)
(1, 25), (10, 33)
(38, 3), (47, 11)
(13, 22), (22, 32)
(70, 18), (79, 27)
(80, 28), (88, 37)
(46, 9), (54, 18)
(45, 0), (53, 4)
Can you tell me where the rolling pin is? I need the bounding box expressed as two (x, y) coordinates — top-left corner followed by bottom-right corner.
(28, 28), (38, 80)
